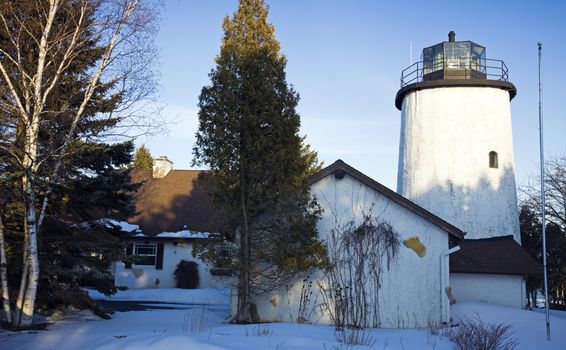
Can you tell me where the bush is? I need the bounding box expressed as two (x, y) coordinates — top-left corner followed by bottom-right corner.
(174, 260), (199, 289)
(448, 316), (518, 350)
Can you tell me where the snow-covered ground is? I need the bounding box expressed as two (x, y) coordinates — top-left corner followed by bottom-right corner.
(1, 288), (565, 350)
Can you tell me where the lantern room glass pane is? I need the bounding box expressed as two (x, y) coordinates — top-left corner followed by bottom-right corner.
(444, 42), (470, 69)
(471, 42), (486, 73)
(422, 43), (443, 74)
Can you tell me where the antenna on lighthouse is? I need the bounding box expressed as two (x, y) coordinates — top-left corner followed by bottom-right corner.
(538, 41), (551, 341)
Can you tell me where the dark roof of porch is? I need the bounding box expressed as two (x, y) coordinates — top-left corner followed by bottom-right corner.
(450, 235), (542, 276)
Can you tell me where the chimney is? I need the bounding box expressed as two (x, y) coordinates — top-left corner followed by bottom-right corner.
(448, 31), (456, 42)
(152, 156), (173, 178)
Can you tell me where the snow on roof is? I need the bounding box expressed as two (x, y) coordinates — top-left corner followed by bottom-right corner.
(103, 219), (141, 233)
(102, 218), (215, 239)
(156, 230), (212, 239)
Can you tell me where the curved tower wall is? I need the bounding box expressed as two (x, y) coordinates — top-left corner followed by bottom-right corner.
(397, 86), (520, 242)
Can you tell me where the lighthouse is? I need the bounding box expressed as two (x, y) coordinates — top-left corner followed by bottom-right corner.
(396, 32), (520, 242)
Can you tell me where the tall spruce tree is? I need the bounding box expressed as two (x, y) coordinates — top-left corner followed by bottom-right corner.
(132, 144), (154, 169)
(193, 0), (325, 323)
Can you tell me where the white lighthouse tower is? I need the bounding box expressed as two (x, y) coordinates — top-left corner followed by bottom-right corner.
(396, 32), (520, 242)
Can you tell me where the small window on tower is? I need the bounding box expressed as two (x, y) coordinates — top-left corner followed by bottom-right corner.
(489, 151), (498, 168)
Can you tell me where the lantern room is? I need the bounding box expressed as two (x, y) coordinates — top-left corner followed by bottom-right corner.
(421, 31), (487, 80)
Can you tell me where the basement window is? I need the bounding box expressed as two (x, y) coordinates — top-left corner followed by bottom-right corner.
(489, 151), (498, 169)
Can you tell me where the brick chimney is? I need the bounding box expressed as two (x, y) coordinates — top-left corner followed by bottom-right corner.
(152, 156), (173, 178)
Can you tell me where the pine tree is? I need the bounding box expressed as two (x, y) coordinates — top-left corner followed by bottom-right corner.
(520, 203), (566, 308)
(132, 144), (153, 169)
(193, 0), (326, 323)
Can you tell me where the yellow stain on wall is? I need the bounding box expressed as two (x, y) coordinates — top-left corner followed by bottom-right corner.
(403, 236), (426, 257)
(270, 296), (278, 307)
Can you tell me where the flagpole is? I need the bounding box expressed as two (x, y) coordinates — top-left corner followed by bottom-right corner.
(538, 41), (551, 341)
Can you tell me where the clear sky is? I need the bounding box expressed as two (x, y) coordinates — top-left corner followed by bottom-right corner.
(137, 0), (566, 190)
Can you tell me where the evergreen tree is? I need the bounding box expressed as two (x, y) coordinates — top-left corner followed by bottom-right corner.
(520, 204), (543, 307)
(132, 144), (153, 169)
(193, 0), (326, 323)
(520, 204), (566, 308)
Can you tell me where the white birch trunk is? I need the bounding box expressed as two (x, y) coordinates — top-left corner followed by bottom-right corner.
(19, 190), (40, 328)
(12, 0), (59, 328)
(12, 209), (31, 328)
(13, 239), (29, 327)
(0, 215), (12, 325)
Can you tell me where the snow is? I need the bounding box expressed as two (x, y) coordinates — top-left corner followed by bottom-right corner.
(2, 290), (566, 350)
(99, 219), (214, 238)
(451, 302), (566, 350)
(156, 230), (212, 238)
(103, 219), (140, 233)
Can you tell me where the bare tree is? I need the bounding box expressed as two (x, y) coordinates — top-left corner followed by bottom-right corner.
(316, 184), (400, 330)
(0, 0), (159, 329)
(520, 155), (566, 230)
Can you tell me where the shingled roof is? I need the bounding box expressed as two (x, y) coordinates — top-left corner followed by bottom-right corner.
(308, 160), (465, 240)
(450, 235), (542, 276)
(127, 169), (222, 236)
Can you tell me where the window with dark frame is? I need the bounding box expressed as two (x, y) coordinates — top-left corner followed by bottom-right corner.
(489, 151), (498, 169)
(134, 243), (157, 266)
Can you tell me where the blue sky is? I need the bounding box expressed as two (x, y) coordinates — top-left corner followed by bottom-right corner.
(137, 0), (566, 190)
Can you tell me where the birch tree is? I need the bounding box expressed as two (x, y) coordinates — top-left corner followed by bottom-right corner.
(0, 0), (158, 329)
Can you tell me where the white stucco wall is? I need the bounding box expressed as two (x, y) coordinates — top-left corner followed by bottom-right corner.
(113, 241), (229, 289)
(397, 87), (520, 242)
(252, 173), (453, 328)
(450, 273), (525, 308)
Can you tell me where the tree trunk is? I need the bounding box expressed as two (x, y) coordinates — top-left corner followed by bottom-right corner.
(13, 222), (30, 328)
(13, 172), (40, 329)
(0, 215), (12, 325)
(19, 189), (40, 328)
(236, 164), (252, 323)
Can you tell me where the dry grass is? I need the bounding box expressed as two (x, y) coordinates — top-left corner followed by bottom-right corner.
(183, 305), (209, 334)
(334, 328), (376, 347)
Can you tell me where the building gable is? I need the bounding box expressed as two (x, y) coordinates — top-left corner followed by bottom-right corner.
(308, 160), (464, 241)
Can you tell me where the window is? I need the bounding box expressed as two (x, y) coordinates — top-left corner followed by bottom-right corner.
(129, 243), (157, 266)
(489, 151), (498, 169)
(124, 242), (164, 269)
(211, 243), (234, 276)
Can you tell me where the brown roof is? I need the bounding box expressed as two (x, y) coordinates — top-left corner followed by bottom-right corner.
(127, 170), (222, 236)
(450, 235), (542, 276)
(308, 160), (465, 240)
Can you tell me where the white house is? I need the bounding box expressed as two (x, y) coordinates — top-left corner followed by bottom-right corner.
(111, 158), (231, 290)
(250, 160), (464, 328)
(247, 159), (539, 328)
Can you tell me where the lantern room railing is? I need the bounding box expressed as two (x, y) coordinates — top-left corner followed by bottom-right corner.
(400, 58), (509, 87)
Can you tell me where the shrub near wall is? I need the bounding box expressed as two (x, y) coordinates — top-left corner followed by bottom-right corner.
(174, 260), (199, 289)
